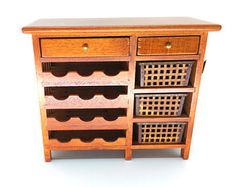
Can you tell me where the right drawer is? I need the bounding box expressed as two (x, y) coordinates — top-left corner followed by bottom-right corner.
(138, 61), (194, 87)
(135, 93), (187, 117)
(137, 36), (200, 55)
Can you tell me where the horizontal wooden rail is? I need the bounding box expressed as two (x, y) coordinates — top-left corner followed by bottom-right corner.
(49, 137), (126, 149)
(46, 117), (128, 130)
(44, 95), (128, 109)
(135, 55), (200, 61)
(133, 116), (190, 123)
(41, 71), (129, 86)
(131, 144), (186, 149)
(133, 87), (195, 94)
(40, 56), (130, 62)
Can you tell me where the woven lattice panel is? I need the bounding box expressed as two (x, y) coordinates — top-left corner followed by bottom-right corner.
(135, 94), (186, 116)
(139, 61), (193, 87)
(137, 122), (186, 144)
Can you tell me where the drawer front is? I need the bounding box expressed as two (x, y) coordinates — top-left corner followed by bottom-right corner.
(137, 36), (200, 55)
(40, 37), (130, 57)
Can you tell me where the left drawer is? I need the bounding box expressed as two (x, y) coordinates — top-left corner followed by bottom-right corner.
(40, 37), (130, 57)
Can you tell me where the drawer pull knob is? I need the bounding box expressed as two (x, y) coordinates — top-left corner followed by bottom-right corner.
(165, 42), (172, 49)
(82, 43), (89, 51)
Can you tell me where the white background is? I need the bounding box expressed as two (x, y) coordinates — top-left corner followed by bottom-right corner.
(0, 0), (234, 186)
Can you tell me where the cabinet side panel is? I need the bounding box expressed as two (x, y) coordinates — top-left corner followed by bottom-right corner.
(181, 32), (208, 159)
(32, 35), (51, 162)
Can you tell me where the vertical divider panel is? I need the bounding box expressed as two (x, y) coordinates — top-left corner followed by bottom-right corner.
(181, 32), (208, 159)
(125, 36), (137, 160)
(32, 36), (51, 162)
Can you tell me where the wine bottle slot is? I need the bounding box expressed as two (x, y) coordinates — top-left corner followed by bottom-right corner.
(42, 62), (128, 77)
(47, 109), (127, 122)
(44, 86), (128, 100)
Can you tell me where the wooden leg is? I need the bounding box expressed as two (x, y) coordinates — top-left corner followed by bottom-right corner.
(125, 148), (132, 160)
(44, 147), (52, 162)
(181, 148), (190, 160)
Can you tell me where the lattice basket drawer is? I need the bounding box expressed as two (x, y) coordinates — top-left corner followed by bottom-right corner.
(139, 61), (194, 87)
(135, 93), (187, 117)
(137, 122), (186, 144)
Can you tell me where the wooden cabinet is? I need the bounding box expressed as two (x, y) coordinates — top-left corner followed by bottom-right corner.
(22, 17), (221, 161)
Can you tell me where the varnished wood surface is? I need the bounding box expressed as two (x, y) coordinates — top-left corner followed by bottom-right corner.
(40, 37), (130, 57)
(41, 71), (129, 86)
(32, 36), (52, 162)
(181, 33), (209, 160)
(49, 145), (126, 150)
(133, 87), (195, 93)
(135, 54), (200, 61)
(22, 17), (221, 33)
(132, 144), (186, 149)
(125, 36), (138, 160)
(23, 18), (221, 161)
(137, 36), (200, 55)
(40, 56), (130, 62)
(46, 117), (128, 130)
(49, 137), (126, 148)
(133, 116), (190, 123)
(44, 95), (128, 109)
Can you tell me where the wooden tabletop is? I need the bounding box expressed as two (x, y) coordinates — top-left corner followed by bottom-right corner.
(22, 17), (221, 34)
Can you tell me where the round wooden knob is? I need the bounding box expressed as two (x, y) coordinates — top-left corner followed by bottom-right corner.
(82, 43), (89, 51)
(165, 42), (172, 49)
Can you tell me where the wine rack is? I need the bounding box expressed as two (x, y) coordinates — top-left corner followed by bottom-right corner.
(22, 17), (221, 161)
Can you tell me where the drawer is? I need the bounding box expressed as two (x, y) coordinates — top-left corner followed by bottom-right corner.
(136, 122), (186, 144)
(40, 37), (130, 57)
(135, 93), (187, 117)
(137, 36), (200, 55)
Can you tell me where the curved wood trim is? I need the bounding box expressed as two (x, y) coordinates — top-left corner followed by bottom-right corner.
(46, 117), (128, 130)
(49, 137), (126, 147)
(44, 95), (128, 109)
(41, 71), (128, 86)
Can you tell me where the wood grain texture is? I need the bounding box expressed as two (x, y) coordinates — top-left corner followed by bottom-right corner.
(23, 18), (221, 161)
(49, 145), (126, 150)
(181, 33), (208, 160)
(133, 116), (190, 123)
(40, 56), (130, 63)
(137, 36), (200, 55)
(22, 17), (221, 34)
(41, 71), (129, 86)
(40, 37), (130, 57)
(133, 87), (195, 93)
(132, 144), (186, 149)
(44, 95), (128, 109)
(135, 54), (200, 61)
(125, 36), (138, 160)
(49, 137), (126, 148)
(46, 117), (128, 130)
(32, 36), (51, 162)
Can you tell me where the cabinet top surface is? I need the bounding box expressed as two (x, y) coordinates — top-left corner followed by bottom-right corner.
(22, 17), (221, 34)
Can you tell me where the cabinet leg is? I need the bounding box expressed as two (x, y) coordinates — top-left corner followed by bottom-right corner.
(181, 148), (190, 160)
(125, 148), (132, 160)
(44, 148), (51, 162)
